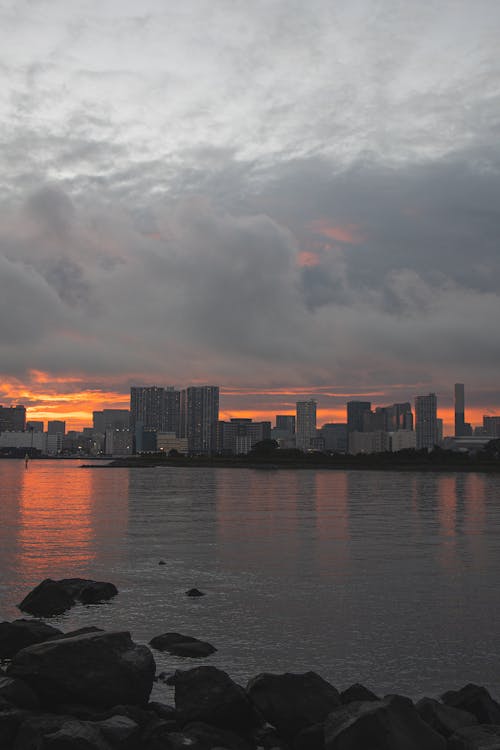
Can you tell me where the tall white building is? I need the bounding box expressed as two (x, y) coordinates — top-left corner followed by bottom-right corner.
(415, 393), (438, 450)
(296, 399), (317, 452)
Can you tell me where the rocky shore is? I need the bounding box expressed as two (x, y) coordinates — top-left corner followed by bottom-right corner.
(1, 580), (498, 749)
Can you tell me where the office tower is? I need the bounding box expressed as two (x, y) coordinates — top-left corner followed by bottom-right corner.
(93, 409), (130, 433)
(415, 393), (438, 450)
(296, 399), (317, 451)
(453, 384), (471, 436)
(26, 420), (44, 432)
(320, 423), (348, 453)
(483, 416), (500, 438)
(275, 415), (296, 433)
(0, 405), (26, 432)
(181, 386), (219, 455)
(454, 383), (465, 437)
(218, 418), (271, 455)
(347, 401), (372, 433)
(48, 420), (66, 436)
(130, 386), (180, 434)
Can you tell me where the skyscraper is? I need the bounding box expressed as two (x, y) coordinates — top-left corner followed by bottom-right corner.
(0, 405), (26, 432)
(130, 386), (180, 434)
(347, 401), (372, 433)
(415, 393), (438, 450)
(181, 386), (219, 455)
(275, 415), (296, 433)
(454, 383), (466, 437)
(296, 399), (317, 451)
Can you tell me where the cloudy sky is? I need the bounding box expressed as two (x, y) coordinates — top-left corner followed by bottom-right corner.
(1, 0), (499, 430)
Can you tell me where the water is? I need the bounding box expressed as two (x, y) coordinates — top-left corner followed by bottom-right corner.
(1, 459), (500, 702)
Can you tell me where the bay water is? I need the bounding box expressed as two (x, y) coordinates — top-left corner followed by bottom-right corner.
(1, 459), (500, 701)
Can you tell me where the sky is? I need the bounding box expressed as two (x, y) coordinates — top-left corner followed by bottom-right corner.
(1, 0), (500, 432)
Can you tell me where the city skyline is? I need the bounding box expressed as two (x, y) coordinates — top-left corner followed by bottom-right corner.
(1, 377), (499, 437)
(1, 3), (500, 431)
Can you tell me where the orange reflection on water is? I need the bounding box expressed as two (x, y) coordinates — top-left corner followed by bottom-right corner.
(437, 475), (458, 572)
(17, 463), (96, 578)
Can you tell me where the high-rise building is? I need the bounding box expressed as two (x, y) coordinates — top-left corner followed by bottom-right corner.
(181, 386), (219, 455)
(454, 383), (465, 437)
(218, 418), (271, 455)
(0, 405), (26, 432)
(320, 423), (348, 453)
(93, 409), (130, 433)
(296, 399), (317, 451)
(275, 415), (295, 433)
(48, 420), (66, 436)
(483, 416), (500, 438)
(346, 401), (372, 433)
(415, 393), (438, 450)
(26, 420), (44, 432)
(130, 386), (180, 435)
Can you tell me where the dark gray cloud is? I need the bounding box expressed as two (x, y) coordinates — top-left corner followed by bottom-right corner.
(0, 0), (499, 420)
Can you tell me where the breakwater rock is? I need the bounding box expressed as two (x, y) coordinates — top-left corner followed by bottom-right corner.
(0, 622), (499, 748)
(18, 578), (118, 617)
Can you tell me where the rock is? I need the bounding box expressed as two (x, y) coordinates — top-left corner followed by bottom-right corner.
(18, 580), (75, 617)
(185, 588), (205, 597)
(174, 666), (257, 732)
(442, 684), (500, 725)
(147, 701), (178, 721)
(246, 671), (341, 741)
(0, 674), (39, 709)
(140, 717), (181, 749)
(57, 578), (118, 604)
(149, 632), (216, 658)
(0, 707), (27, 748)
(44, 719), (112, 750)
(417, 696), (477, 738)
(184, 720), (254, 749)
(53, 626), (104, 641)
(92, 715), (140, 748)
(13, 712), (72, 749)
(340, 682), (379, 704)
(0, 619), (63, 659)
(8, 630), (155, 710)
(324, 694), (446, 750)
(448, 724), (500, 749)
(293, 721), (325, 750)
(158, 561), (166, 566)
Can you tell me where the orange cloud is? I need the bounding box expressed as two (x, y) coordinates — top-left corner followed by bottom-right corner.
(297, 250), (321, 267)
(309, 219), (364, 245)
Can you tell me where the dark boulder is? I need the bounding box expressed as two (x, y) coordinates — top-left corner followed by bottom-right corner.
(185, 588), (205, 597)
(246, 671), (341, 741)
(293, 722), (325, 750)
(57, 578), (118, 604)
(147, 701), (178, 722)
(0, 707), (27, 748)
(44, 719), (112, 750)
(174, 666), (257, 732)
(149, 633), (216, 658)
(8, 630), (155, 710)
(0, 619), (63, 659)
(92, 715), (140, 749)
(53, 626), (104, 641)
(324, 694), (446, 750)
(340, 682), (379, 704)
(448, 724), (500, 749)
(140, 717), (181, 749)
(13, 712), (73, 749)
(0, 674), (39, 709)
(417, 696), (477, 738)
(442, 684), (500, 725)
(17, 580), (75, 617)
(184, 721), (254, 749)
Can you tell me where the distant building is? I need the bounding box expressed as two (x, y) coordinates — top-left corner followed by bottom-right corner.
(156, 432), (189, 455)
(349, 431), (391, 455)
(218, 418), (271, 455)
(0, 405), (26, 432)
(48, 420), (66, 436)
(26, 420), (44, 433)
(320, 423), (348, 453)
(93, 409), (130, 433)
(105, 428), (132, 456)
(180, 386), (219, 455)
(130, 386), (180, 435)
(0, 430), (46, 451)
(415, 393), (438, 450)
(483, 416), (500, 438)
(296, 399), (317, 452)
(275, 415), (295, 433)
(390, 430), (417, 452)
